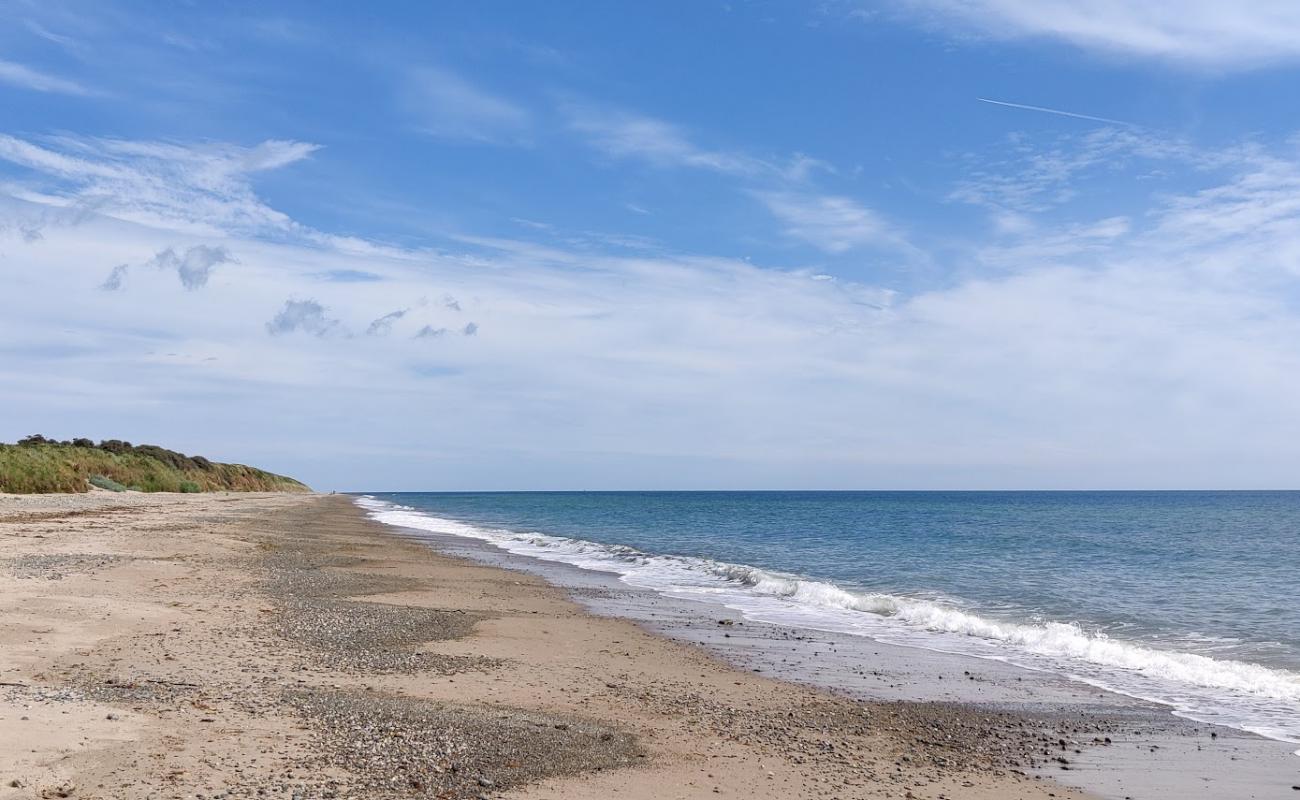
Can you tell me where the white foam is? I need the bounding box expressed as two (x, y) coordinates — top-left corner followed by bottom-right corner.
(355, 496), (1300, 746)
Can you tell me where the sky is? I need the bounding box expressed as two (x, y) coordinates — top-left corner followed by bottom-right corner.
(4, 1), (1300, 491)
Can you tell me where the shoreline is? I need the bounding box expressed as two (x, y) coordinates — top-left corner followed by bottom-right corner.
(0, 492), (1291, 798)
(354, 491), (1300, 751)
(360, 495), (1300, 799)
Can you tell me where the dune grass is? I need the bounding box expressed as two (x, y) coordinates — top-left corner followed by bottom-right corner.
(88, 474), (129, 492)
(0, 437), (310, 494)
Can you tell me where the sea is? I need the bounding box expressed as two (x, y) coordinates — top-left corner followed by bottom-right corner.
(353, 490), (1300, 748)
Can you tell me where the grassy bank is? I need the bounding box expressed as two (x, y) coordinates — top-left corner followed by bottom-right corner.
(0, 436), (310, 494)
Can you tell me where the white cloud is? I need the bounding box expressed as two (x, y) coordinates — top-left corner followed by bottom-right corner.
(756, 191), (910, 254)
(403, 67), (532, 144)
(23, 21), (82, 52)
(7, 130), (1300, 489)
(567, 106), (896, 257)
(567, 105), (830, 183)
(905, 0), (1300, 68)
(0, 58), (95, 95)
(0, 134), (319, 236)
(568, 106), (762, 175)
(1148, 155), (1300, 251)
(974, 216), (1131, 268)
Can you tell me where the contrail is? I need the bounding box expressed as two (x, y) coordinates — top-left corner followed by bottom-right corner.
(977, 97), (1133, 127)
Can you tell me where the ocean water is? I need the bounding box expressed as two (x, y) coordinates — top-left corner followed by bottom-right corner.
(354, 491), (1300, 746)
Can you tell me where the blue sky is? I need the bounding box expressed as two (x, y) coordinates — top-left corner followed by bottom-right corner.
(4, 1), (1300, 490)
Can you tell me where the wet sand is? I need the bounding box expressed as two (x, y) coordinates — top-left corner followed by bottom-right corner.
(0, 491), (1289, 798)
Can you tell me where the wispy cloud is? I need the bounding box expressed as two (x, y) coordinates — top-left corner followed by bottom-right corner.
(315, 269), (384, 283)
(0, 134), (319, 236)
(567, 104), (882, 255)
(905, 0), (1300, 69)
(568, 106), (762, 175)
(1148, 155), (1300, 248)
(403, 66), (532, 144)
(0, 58), (95, 96)
(756, 191), (911, 254)
(23, 21), (81, 52)
(974, 216), (1132, 268)
(948, 127), (1210, 213)
(566, 105), (837, 184)
(11, 124), (1300, 489)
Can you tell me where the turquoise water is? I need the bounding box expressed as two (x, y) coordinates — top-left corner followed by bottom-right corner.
(356, 491), (1300, 744)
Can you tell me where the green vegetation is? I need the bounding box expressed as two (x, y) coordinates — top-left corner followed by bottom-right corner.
(0, 435), (310, 494)
(88, 474), (128, 492)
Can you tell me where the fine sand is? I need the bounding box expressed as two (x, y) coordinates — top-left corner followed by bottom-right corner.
(3, 491), (1112, 799)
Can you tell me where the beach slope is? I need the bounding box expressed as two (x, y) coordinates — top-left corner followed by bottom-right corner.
(0, 492), (1088, 799)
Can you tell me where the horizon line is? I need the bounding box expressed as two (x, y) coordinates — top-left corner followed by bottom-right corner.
(341, 487), (1300, 494)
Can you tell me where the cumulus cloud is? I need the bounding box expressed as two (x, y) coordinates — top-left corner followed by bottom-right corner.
(366, 308), (407, 336)
(146, 244), (235, 290)
(100, 264), (128, 291)
(462, 322), (479, 336)
(902, 0), (1300, 68)
(266, 299), (341, 337)
(10, 126), (1300, 490)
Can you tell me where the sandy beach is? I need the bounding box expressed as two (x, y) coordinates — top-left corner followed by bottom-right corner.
(0, 492), (1291, 799)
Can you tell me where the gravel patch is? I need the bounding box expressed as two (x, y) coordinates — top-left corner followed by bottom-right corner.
(258, 543), (498, 675)
(260, 550), (418, 599)
(273, 597), (491, 674)
(605, 677), (1119, 793)
(286, 688), (643, 798)
(8, 552), (123, 580)
(4, 674), (198, 706)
